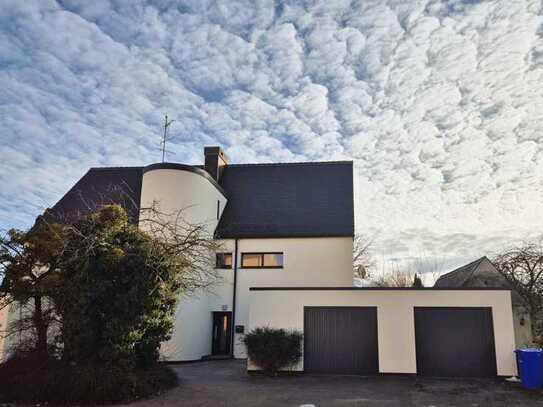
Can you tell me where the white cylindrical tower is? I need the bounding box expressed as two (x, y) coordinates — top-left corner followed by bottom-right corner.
(139, 163), (228, 361)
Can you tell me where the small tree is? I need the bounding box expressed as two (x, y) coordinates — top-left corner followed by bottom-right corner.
(243, 327), (303, 375)
(0, 222), (64, 356)
(412, 274), (424, 288)
(492, 242), (543, 345)
(53, 204), (219, 367)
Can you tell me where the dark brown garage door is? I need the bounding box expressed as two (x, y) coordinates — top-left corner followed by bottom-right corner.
(304, 307), (378, 374)
(414, 307), (497, 377)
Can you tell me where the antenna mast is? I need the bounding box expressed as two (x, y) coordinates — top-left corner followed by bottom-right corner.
(161, 114), (175, 163)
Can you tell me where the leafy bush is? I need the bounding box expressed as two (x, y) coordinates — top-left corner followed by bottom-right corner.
(243, 327), (303, 375)
(53, 205), (185, 367)
(0, 353), (178, 404)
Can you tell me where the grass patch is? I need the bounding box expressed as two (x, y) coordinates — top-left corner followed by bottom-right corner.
(0, 354), (178, 405)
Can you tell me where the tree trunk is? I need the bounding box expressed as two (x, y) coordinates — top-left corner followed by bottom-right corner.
(529, 304), (542, 347)
(33, 295), (48, 356)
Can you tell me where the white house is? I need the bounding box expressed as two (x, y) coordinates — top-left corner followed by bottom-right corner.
(1, 147), (518, 377)
(13, 147), (354, 361)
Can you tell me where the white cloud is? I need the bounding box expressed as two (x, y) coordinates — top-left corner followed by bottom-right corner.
(0, 0), (542, 274)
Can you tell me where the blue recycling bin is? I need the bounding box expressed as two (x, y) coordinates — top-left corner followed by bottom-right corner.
(516, 348), (543, 390)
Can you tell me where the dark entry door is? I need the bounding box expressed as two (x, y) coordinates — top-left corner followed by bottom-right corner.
(304, 307), (378, 374)
(414, 307), (497, 377)
(212, 312), (232, 355)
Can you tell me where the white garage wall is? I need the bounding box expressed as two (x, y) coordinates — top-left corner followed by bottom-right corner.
(248, 289), (517, 376)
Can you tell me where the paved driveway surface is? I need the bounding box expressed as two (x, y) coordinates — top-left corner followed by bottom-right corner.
(134, 360), (543, 407)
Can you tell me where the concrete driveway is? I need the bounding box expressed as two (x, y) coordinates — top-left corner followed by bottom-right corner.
(134, 360), (543, 407)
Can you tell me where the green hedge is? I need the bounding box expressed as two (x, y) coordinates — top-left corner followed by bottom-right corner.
(243, 327), (303, 375)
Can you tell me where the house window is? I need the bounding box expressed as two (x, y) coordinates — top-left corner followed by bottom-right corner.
(216, 253), (233, 269)
(241, 252), (284, 269)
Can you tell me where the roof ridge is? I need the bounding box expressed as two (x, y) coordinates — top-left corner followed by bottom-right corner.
(226, 160), (353, 168)
(437, 256), (487, 282)
(87, 161), (353, 171)
(89, 166), (144, 171)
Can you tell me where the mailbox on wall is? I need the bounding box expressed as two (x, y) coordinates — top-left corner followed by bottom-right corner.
(235, 325), (245, 334)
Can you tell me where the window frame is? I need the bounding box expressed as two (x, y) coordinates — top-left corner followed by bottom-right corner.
(240, 252), (284, 269)
(215, 252), (233, 269)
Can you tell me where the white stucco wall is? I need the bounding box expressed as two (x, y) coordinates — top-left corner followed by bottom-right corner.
(248, 289), (517, 376)
(156, 235), (352, 359)
(161, 236), (353, 359)
(230, 237), (353, 357)
(0, 305), (8, 361)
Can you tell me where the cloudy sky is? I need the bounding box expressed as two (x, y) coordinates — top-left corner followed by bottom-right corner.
(1, 0), (542, 275)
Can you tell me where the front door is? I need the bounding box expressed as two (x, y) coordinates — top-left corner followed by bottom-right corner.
(212, 312), (232, 355)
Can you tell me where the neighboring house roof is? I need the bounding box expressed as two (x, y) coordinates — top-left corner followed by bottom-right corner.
(434, 256), (492, 288)
(45, 167), (143, 225)
(215, 161), (354, 238)
(43, 160), (354, 239)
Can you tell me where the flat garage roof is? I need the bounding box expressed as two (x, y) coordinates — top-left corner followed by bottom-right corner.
(249, 287), (511, 291)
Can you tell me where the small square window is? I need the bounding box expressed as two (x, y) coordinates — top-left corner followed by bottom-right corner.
(215, 253), (232, 269)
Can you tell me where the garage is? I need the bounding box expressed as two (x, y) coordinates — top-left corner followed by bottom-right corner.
(304, 307), (378, 374)
(249, 288), (516, 376)
(414, 307), (497, 377)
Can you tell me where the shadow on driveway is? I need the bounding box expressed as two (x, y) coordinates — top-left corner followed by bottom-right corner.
(134, 360), (543, 407)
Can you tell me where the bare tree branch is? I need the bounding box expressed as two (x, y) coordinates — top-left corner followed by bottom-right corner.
(492, 240), (543, 345)
(353, 234), (376, 280)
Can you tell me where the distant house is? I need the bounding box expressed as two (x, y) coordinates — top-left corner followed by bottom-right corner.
(435, 256), (533, 347)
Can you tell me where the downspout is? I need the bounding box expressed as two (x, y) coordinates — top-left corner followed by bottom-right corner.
(231, 238), (238, 358)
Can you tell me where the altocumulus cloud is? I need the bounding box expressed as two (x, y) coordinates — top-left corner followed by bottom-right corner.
(0, 0), (542, 272)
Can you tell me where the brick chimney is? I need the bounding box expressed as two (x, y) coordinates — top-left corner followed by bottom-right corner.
(204, 146), (228, 181)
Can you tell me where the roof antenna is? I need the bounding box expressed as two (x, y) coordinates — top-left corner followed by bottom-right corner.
(161, 114), (175, 163)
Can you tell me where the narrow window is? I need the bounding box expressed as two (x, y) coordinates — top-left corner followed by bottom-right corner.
(215, 253), (233, 269)
(217, 200), (220, 220)
(241, 252), (284, 269)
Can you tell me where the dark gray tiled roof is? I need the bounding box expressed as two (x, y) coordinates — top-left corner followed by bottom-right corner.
(216, 161), (354, 238)
(44, 160), (354, 238)
(45, 167), (143, 225)
(434, 257), (487, 288)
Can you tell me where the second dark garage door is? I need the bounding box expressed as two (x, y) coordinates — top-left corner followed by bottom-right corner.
(414, 307), (497, 377)
(304, 307), (378, 374)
